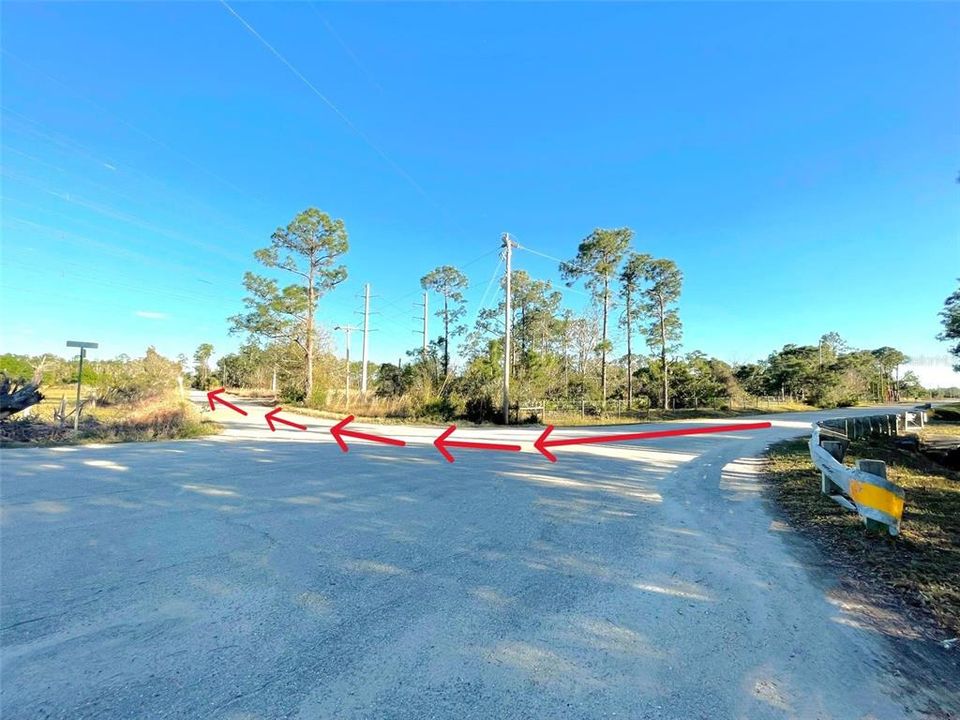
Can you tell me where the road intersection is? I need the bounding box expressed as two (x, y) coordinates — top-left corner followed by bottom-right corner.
(1, 394), (954, 718)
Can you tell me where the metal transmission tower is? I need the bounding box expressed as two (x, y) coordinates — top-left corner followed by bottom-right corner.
(414, 291), (429, 356)
(501, 233), (516, 424)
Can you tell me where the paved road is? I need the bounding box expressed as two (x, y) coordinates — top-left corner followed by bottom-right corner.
(0, 397), (953, 718)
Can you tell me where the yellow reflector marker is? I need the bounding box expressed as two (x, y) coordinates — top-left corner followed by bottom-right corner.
(849, 480), (904, 521)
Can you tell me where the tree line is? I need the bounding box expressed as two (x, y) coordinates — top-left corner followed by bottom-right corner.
(3, 205), (956, 422)
(211, 206), (957, 420)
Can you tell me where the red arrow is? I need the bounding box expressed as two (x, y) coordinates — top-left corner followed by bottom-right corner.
(265, 407), (308, 432)
(330, 415), (407, 452)
(534, 421), (773, 462)
(434, 425), (523, 463)
(206, 387), (248, 416)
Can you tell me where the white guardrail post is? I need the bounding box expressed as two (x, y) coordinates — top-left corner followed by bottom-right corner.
(808, 414), (908, 536)
(903, 410), (927, 432)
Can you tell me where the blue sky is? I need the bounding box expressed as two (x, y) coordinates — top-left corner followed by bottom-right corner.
(1, 2), (958, 385)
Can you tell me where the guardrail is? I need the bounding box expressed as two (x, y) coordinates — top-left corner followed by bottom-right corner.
(903, 410), (927, 432)
(808, 410), (925, 537)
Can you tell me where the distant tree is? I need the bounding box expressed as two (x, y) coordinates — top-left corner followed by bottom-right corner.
(561, 228), (632, 403)
(569, 310), (602, 398)
(734, 362), (768, 397)
(0, 354), (36, 380)
(897, 370), (925, 399)
(192, 343), (214, 389)
(871, 347), (909, 401)
(672, 352), (729, 409)
(176, 353), (191, 377)
(818, 331), (848, 367)
(230, 208), (348, 400)
(374, 362), (411, 398)
(938, 280), (960, 371)
(420, 265), (469, 377)
(637, 257), (683, 409)
(619, 252), (652, 409)
(471, 270), (563, 397)
(510, 271), (562, 360)
(766, 344), (820, 402)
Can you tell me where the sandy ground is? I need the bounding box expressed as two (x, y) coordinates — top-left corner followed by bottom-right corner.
(1, 393), (956, 719)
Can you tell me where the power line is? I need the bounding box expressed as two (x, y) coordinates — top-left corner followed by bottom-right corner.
(369, 246), (501, 323)
(2, 261), (231, 306)
(2, 144), (68, 174)
(1, 50), (270, 208)
(307, 2), (383, 93)
(2, 207), (362, 318)
(1, 167), (254, 266)
(477, 257), (504, 311)
(219, 0), (434, 207)
(514, 242), (567, 265)
(509, 238), (594, 300)
(1, 109), (266, 245)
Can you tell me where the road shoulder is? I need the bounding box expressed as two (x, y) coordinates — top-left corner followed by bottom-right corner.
(762, 438), (960, 717)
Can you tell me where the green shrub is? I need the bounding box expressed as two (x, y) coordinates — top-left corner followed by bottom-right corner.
(0, 354), (35, 379)
(933, 404), (960, 421)
(94, 348), (180, 405)
(463, 393), (498, 423)
(280, 384), (306, 403)
(307, 384), (327, 409)
(417, 396), (457, 420)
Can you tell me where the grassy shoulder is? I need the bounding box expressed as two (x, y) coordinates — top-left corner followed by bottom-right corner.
(924, 403), (960, 440)
(541, 401), (815, 427)
(258, 393), (817, 427)
(1, 385), (221, 447)
(764, 434), (960, 638)
(931, 403), (960, 422)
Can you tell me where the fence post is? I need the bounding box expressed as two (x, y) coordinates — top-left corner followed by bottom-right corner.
(821, 440), (846, 494)
(856, 459), (889, 533)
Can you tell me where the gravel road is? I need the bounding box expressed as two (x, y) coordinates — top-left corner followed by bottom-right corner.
(1, 395), (955, 718)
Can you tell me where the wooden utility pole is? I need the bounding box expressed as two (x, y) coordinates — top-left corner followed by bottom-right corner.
(334, 325), (360, 405)
(502, 233), (515, 424)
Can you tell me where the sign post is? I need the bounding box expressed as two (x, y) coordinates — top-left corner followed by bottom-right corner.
(66, 341), (98, 431)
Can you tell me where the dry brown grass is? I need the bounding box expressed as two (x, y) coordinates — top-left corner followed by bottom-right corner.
(922, 422), (960, 440)
(765, 433), (960, 637)
(1, 388), (220, 446)
(543, 401), (815, 427)
(227, 386), (278, 400)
